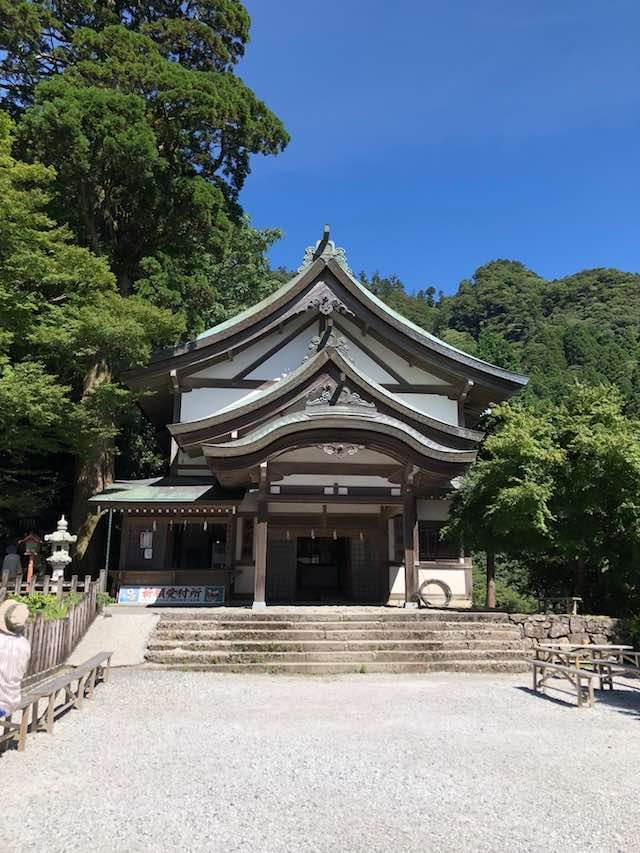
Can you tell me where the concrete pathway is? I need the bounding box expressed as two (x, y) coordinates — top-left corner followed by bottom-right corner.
(67, 606), (159, 667)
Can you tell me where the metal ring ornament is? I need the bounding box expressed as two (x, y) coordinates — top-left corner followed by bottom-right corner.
(417, 578), (452, 608)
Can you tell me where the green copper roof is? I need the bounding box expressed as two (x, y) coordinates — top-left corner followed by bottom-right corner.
(88, 478), (242, 505)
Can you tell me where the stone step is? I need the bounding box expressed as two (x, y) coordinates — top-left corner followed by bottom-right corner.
(153, 628), (521, 643)
(148, 638), (526, 653)
(143, 660), (528, 674)
(145, 648), (526, 665)
(157, 610), (512, 624)
(155, 620), (520, 634)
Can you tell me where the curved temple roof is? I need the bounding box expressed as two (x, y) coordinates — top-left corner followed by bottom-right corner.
(126, 229), (528, 399)
(168, 345), (483, 448)
(200, 409), (477, 471)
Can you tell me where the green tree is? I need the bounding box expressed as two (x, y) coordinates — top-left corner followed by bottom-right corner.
(551, 385), (640, 612)
(1, 3), (289, 549)
(446, 403), (560, 606)
(17, 25), (288, 297)
(0, 110), (180, 549)
(1, 0), (251, 109)
(446, 385), (640, 613)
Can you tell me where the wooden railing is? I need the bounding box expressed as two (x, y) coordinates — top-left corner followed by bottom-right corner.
(0, 569), (107, 600)
(538, 596), (582, 616)
(0, 571), (107, 683)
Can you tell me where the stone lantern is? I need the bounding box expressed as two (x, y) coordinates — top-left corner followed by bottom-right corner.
(45, 515), (77, 581)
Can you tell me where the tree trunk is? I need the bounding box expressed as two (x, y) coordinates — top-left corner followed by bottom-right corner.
(574, 557), (587, 606)
(71, 358), (114, 561)
(486, 548), (496, 609)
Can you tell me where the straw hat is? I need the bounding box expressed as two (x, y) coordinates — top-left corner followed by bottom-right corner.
(0, 601), (29, 635)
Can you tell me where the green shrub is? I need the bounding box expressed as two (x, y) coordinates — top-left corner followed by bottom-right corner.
(494, 581), (537, 614)
(9, 591), (83, 621)
(472, 556), (538, 612)
(96, 592), (116, 609)
(617, 614), (640, 648)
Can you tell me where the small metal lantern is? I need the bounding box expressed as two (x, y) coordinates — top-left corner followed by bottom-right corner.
(18, 532), (42, 584)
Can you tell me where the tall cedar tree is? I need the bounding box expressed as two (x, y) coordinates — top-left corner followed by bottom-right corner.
(0, 2), (288, 554)
(0, 111), (180, 538)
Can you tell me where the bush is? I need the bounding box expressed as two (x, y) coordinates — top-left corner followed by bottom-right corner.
(472, 556), (538, 612)
(9, 591), (83, 621)
(494, 581), (537, 614)
(96, 592), (116, 609)
(617, 614), (640, 648)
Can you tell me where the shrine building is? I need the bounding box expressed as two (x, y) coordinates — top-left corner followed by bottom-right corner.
(90, 228), (527, 608)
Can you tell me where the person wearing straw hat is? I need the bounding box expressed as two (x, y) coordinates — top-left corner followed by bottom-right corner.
(0, 601), (31, 718)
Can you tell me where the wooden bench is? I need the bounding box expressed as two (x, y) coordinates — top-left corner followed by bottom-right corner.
(0, 651), (112, 753)
(589, 659), (640, 691)
(530, 659), (597, 708)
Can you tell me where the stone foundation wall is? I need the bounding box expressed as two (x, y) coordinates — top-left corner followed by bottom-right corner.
(508, 613), (618, 648)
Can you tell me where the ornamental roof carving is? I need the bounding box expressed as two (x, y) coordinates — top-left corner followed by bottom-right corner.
(305, 381), (376, 412)
(298, 225), (353, 275)
(303, 330), (350, 362)
(295, 280), (353, 317)
(199, 409), (477, 468)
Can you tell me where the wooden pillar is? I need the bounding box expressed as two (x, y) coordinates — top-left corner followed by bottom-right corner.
(253, 463), (268, 610)
(403, 480), (418, 608)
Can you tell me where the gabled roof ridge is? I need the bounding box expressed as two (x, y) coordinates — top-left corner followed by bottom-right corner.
(326, 258), (528, 387)
(132, 231), (527, 394)
(168, 345), (482, 443)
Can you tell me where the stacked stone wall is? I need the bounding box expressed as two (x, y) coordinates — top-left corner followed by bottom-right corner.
(508, 613), (617, 648)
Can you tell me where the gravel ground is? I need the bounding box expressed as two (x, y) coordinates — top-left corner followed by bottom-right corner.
(1, 670), (639, 853)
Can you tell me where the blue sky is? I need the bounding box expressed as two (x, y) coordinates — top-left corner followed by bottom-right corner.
(239, 1), (640, 294)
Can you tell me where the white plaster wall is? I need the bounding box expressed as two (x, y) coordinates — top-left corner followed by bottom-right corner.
(268, 502), (325, 514)
(389, 564), (405, 596)
(180, 387), (252, 422)
(190, 316), (312, 380)
(390, 564), (471, 604)
(246, 334), (313, 380)
(326, 504), (381, 514)
(279, 474), (393, 487)
(338, 317), (449, 385)
(417, 567), (468, 597)
(342, 339), (397, 383)
(417, 499), (451, 521)
(395, 393), (458, 425)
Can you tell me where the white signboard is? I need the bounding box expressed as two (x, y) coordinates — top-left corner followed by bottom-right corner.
(117, 585), (225, 606)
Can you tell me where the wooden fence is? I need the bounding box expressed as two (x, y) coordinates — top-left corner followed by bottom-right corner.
(0, 569), (107, 600)
(0, 571), (107, 683)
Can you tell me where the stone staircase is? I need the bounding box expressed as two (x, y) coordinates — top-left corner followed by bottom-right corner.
(145, 608), (528, 673)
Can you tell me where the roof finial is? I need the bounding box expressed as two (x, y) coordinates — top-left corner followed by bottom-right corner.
(313, 224), (331, 261)
(298, 225), (352, 275)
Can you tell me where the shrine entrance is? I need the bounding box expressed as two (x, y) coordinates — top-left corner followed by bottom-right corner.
(296, 535), (350, 601)
(264, 517), (388, 605)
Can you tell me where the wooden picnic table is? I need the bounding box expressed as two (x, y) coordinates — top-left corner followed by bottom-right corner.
(533, 642), (640, 694)
(535, 643), (637, 664)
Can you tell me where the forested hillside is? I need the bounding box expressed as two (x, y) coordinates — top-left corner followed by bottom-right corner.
(363, 262), (640, 412)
